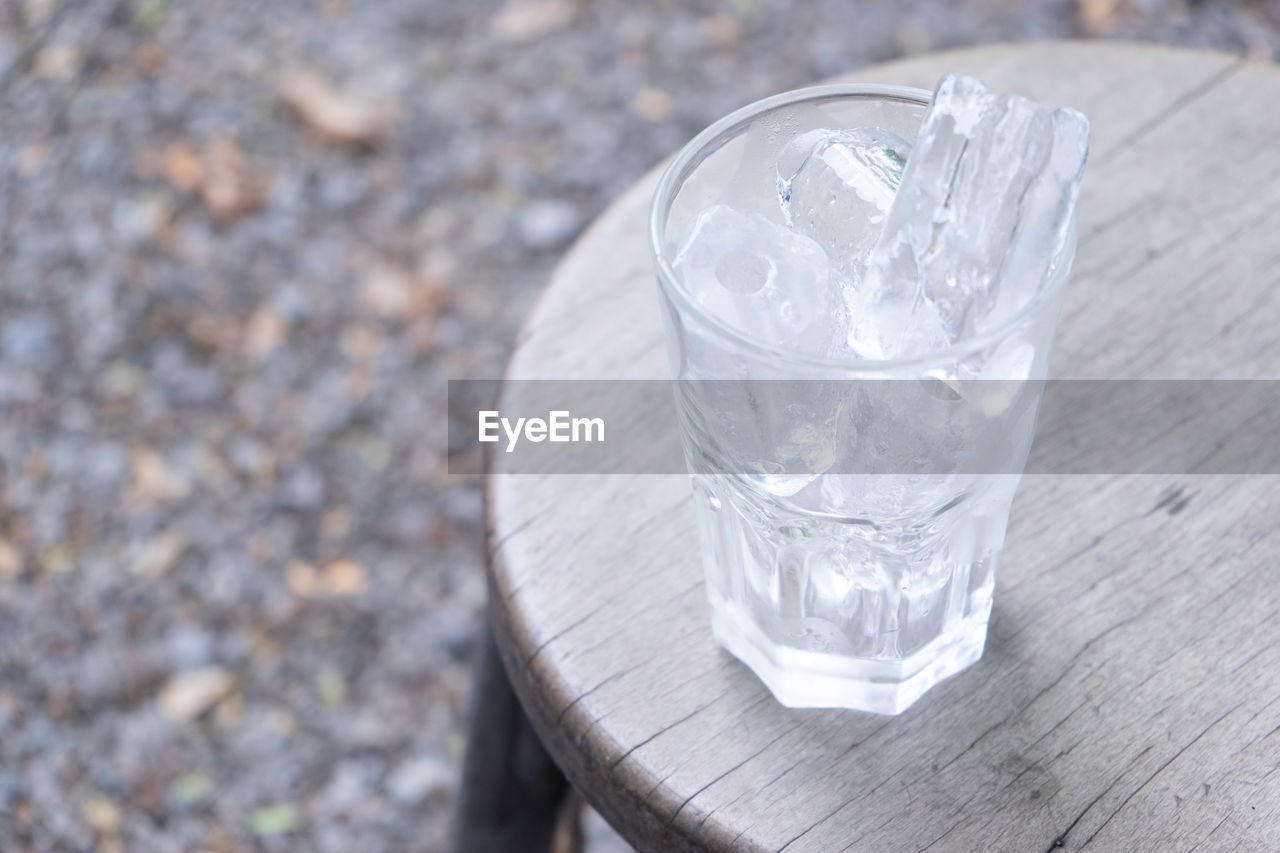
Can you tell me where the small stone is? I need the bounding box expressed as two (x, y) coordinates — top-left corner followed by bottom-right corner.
(322, 757), (383, 809)
(3, 315), (57, 366)
(165, 627), (216, 669)
(159, 667), (236, 723)
(280, 464), (324, 510)
(347, 710), (398, 750)
(228, 436), (275, 480)
(517, 198), (581, 250)
(386, 755), (453, 806)
(112, 194), (171, 246)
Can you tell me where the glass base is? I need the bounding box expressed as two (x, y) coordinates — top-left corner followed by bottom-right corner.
(708, 591), (990, 715)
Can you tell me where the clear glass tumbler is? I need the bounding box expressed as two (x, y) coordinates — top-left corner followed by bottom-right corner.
(649, 85), (1074, 715)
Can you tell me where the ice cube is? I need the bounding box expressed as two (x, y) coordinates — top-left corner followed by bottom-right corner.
(920, 93), (1053, 335)
(672, 204), (833, 349)
(776, 127), (911, 270)
(860, 73), (1090, 348)
(843, 285), (950, 361)
(982, 106), (1090, 330)
(861, 74), (991, 305)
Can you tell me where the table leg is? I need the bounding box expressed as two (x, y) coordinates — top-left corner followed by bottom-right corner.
(453, 624), (570, 853)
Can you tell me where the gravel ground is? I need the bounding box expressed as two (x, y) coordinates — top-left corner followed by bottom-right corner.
(0, 1), (1277, 851)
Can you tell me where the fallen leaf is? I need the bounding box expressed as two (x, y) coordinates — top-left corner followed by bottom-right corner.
(133, 531), (186, 579)
(131, 446), (190, 503)
(360, 265), (414, 317)
(21, 0), (56, 26)
(285, 557), (369, 597)
(171, 770), (213, 804)
(159, 142), (203, 193)
(284, 560), (320, 596)
(82, 794), (122, 834)
(491, 0), (575, 44)
(133, 0), (165, 29)
(99, 361), (143, 397)
(699, 13), (745, 47)
(242, 304), (287, 362)
(269, 708), (297, 736)
(279, 71), (393, 148)
(320, 508), (351, 540)
(200, 138), (262, 221)
(0, 538), (22, 578)
(15, 145), (48, 177)
(158, 139), (263, 221)
(133, 43), (166, 74)
(630, 87), (672, 122)
(322, 558), (367, 596)
(30, 45), (80, 79)
(213, 691), (244, 725)
(359, 261), (445, 321)
(316, 668), (346, 706)
(339, 325), (382, 361)
(250, 803), (301, 837)
(159, 667), (236, 723)
(1077, 0), (1124, 33)
(894, 22), (932, 56)
(38, 543), (74, 573)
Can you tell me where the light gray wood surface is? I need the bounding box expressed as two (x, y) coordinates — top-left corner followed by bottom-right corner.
(487, 42), (1280, 852)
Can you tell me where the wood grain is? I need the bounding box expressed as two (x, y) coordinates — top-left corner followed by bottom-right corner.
(487, 42), (1280, 852)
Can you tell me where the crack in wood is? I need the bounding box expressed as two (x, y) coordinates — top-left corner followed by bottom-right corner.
(1078, 702), (1244, 849)
(606, 685), (738, 775)
(679, 725), (800, 833)
(1097, 59), (1248, 166)
(1041, 745), (1154, 852)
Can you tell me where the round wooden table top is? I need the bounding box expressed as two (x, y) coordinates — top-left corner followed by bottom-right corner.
(486, 42), (1280, 852)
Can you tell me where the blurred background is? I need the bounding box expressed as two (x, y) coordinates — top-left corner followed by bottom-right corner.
(0, 0), (1277, 850)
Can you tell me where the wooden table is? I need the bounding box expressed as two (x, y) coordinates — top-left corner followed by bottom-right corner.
(478, 42), (1280, 852)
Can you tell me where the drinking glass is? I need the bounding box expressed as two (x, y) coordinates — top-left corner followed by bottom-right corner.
(649, 84), (1074, 714)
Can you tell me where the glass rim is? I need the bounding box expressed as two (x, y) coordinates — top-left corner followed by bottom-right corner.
(648, 82), (1074, 374)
